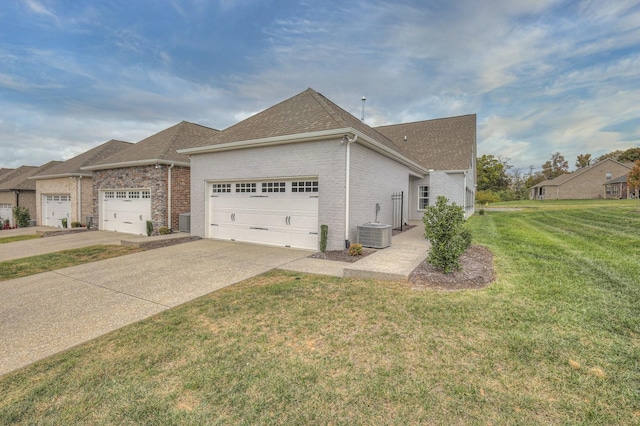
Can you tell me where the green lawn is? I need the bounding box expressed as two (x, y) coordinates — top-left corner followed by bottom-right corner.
(0, 245), (142, 281)
(1, 203), (639, 424)
(0, 235), (40, 245)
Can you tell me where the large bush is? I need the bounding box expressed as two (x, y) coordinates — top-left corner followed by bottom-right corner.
(475, 190), (501, 205)
(12, 206), (30, 228)
(422, 196), (471, 273)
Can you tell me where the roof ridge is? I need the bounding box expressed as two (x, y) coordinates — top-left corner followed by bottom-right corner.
(308, 89), (349, 128)
(375, 114), (477, 129)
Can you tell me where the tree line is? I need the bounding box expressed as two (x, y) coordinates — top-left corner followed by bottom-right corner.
(476, 147), (640, 203)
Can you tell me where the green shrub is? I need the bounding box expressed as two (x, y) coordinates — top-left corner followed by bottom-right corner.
(422, 196), (468, 273)
(146, 220), (153, 237)
(12, 206), (30, 228)
(478, 209), (485, 215)
(320, 224), (328, 252)
(61, 218), (67, 228)
(71, 222), (82, 228)
(158, 226), (171, 235)
(348, 243), (363, 256)
(475, 190), (501, 205)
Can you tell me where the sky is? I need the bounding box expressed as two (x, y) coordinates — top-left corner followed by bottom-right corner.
(1, 0), (639, 172)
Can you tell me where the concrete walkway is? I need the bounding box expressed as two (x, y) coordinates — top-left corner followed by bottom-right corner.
(0, 239), (308, 376)
(281, 223), (430, 280)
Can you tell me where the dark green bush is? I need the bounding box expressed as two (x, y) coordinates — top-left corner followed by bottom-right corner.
(422, 196), (470, 273)
(71, 221), (82, 228)
(146, 220), (153, 237)
(320, 224), (328, 252)
(159, 226), (171, 235)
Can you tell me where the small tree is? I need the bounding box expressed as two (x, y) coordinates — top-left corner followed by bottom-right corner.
(422, 196), (470, 273)
(575, 153), (592, 169)
(12, 206), (30, 228)
(628, 160), (640, 209)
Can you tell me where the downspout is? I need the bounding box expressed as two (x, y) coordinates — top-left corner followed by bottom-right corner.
(343, 134), (358, 248)
(77, 176), (82, 224)
(168, 163), (174, 229)
(463, 171), (467, 214)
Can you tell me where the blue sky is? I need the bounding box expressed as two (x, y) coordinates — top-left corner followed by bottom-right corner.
(1, 0), (639, 171)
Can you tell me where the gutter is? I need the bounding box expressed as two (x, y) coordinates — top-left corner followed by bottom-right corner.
(29, 172), (92, 180)
(81, 159), (189, 171)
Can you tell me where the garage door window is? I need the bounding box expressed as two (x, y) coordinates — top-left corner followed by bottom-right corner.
(212, 183), (231, 193)
(262, 182), (286, 193)
(142, 190), (151, 199)
(116, 191), (127, 199)
(292, 181), (318, 193)
(129, 191), (140, 199)
(236, 183), (256, 193)
(105, 191), (115, 199)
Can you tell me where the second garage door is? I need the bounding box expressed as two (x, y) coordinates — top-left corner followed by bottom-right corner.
(42, 195), (71, 227)
(101, 190), (151, 235)
(208, 180), (319, 250)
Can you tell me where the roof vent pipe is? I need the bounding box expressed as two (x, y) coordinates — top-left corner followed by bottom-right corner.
(361, 96), (366, 122)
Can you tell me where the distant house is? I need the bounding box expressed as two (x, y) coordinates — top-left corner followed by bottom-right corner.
(179, 88), (476, 251)
(0, 161), (62, 226)
(530, 159), (633, 200)
(604, 174), (638, 199)
(29, 140), (132, 227)
(82, 121), (219, 235)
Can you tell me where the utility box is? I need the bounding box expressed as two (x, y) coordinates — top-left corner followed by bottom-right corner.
(179, 213), (191, 233)
(357, 223), (392, 248)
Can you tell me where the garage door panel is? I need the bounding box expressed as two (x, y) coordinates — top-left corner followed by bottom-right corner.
(100, 192), (151, 235)
(42, 195), (71, 227)
(208, 180), (319, 249)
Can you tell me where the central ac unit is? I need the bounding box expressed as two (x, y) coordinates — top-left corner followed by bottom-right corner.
(357, 223), (392, 248)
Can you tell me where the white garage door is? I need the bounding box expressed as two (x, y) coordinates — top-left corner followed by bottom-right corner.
(208, 180), (319, 250)
(101, 190), (151, 235)
(0, 203), (12, 227)
(42, 195), (71, 227)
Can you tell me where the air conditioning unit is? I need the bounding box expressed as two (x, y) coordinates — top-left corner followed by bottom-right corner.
(357, 223), (392, 248)
(179, 213), (191, 233)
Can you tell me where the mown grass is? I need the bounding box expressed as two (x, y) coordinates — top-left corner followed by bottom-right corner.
(488, 198), (639, 210)
(0, 245), (143, 281)
(0, 203), (639, 424)
(0, 235), (41, 245)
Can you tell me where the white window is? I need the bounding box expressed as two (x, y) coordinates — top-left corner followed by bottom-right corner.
(116, 191), (127, 199)
(606, 172), (612, 180)
(0, 203), (11, 208)
(105, 191), (115, 199)
(236, 183), (256, 193)
(141, 190), (151, 199)
(60, 195), (70, 201)
(129, 191), (140, 199)
(418, 186), (429, 210)
(291, 181), (318, 193)
(212, 184), (231, 193)
(262, 182), (286, 193)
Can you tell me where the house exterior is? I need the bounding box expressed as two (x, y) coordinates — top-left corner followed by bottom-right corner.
(0, 161), (62, 226)
(29, 140), (132, 227)
(179, 88), (476, 251)
(530, 159), (633, 200)
(604, 174), (639, 199)
(82, 121), (219, 235)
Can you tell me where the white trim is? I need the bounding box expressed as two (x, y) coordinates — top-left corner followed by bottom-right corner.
(29, 172), (92, 180)
(81, 159), (189, 171)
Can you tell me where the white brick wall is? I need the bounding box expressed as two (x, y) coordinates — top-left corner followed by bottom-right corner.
(348, 143), (410, 241)
(409, 170), (474, 221)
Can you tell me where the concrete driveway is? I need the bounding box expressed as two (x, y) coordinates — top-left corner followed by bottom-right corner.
(0, 229), (130, 262)
(0, 239), (309, 376)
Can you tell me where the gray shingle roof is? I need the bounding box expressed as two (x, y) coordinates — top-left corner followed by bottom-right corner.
(375, 115), (477, 171)
(0, 161), (63, 191)
(89, 121), (219, 168)
(186, 88), (404, 154)
(31, 140), (132, 178)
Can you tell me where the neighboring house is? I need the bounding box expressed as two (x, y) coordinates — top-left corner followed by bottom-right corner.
(604, 174), (637, 199)
(179, 88), (476, 251)
(82, 121), (219, 235)
(29, 140), (132, 227)
(530, 159), (633, 200)
(0, 161), (62, 226)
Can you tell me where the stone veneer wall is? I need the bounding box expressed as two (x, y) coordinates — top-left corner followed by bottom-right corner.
(170, 166), (190, 230)
(91, 165), (168, 233)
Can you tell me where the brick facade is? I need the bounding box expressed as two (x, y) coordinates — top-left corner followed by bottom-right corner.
(170, 166), (190, 230)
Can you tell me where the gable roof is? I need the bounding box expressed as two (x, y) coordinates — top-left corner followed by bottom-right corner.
(182, 88), (405, 152)
(0, 168), (14, 181)
(0, 161), (62, 191)
(83, 121), (219, 170)
(607, 174), (629, 184)
(30, 140), (132, 179)
(531, 158), (633, 188)
(375, 115), (476, 171)
(180, 88), (442, 174)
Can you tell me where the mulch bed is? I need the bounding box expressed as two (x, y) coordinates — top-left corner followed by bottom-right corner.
(409, 245), (495, 291)
(309, 248), (376, 263)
